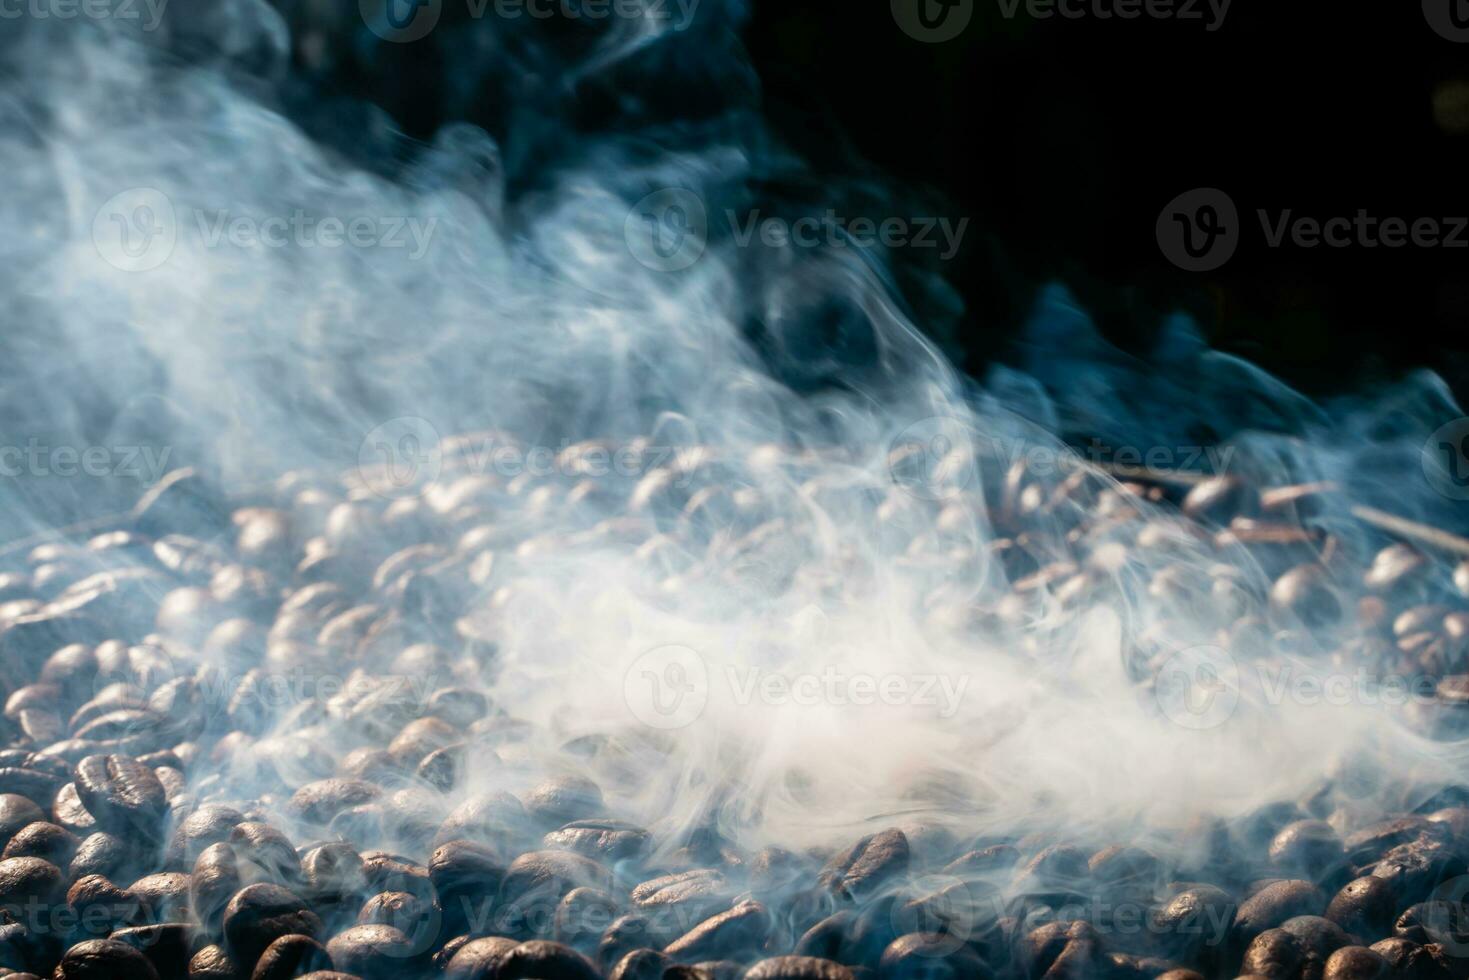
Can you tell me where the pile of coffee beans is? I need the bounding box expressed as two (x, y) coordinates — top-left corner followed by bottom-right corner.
(0, 444), (1467, 979)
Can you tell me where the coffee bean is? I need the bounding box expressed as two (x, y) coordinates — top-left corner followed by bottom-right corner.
(251, 934), (334, 980)
(665, 900), (771, 963)
(53, 938), (160, 980)
(490, 940), (600, 980)
(1326, 947), (1391, 980)
(522, 777), (606, 829)
(289, 780), (382, 826)
(112, 922), (193, 979)
(544, 819), (652, 864)
(323, 923), (419, 978)
(69, 831), (135, 882)
(609, 948), (674, 980)
(1270, 821), (1345, 881)
(0, 857), (63, 915)
(129, 871), (192, 923)
(1327, 877), (1397, 940)
(0, 796), (44, 849)
(1, 821), (76, 876)
(1235, 881), (1327, 947)
(743, 956), (856, 980)
(223, 884), (323, 966)
(445, 936), (519, 980)
(72, 755), (167, 841)
(878, 933), (990, 980)
(66, 874), (146, 939)
(429, 840), (503, 937)
(188, 943), (247, 980)
(819, 831), (910, 902)
(1242, 928), (1306, 979)
(194, 843), (243, 938)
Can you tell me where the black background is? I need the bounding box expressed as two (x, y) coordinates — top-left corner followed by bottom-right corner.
(742, 1), (1469, 399)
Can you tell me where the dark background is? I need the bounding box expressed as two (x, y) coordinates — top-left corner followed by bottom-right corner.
(278, 0), (1469, 402)
(742, 2), (1469, 399)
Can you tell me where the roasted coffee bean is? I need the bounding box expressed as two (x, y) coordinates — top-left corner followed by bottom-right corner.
(289, 780), (382, 826)
(1235, 881), (1328, 947)
(357, 889), (437, 941)
(1, 821), (76, 865)
(169, 804), (247, 867)
(820, 831), (910, 902)
(599, 914), (668, 970)
(877, 933), (991, 980)
(53, 938), (160, 980)
(112, 922), (193, 979)
(223, 884), (323, 966)
(194, 843), (244, 938)
(446, 936), (520, 980)
(665, 901), (771, 964)
(251, 934), (334, 980)
(1242, 928), (1306, 979)
(1271, 821), (1345, 881)
(300, 843), (368, 906)
(129, 871), (192, 923)
(1270, 565), (1343, 629)
(500, 851), (613, 931)
(0, 796), (43, 848)
(188, 943), (247, 980)
(231, 823), (303, 886)
(553, 887), (619, 952)
(72, 754), (167, 841)
(1183, 477), (1257, 526)
(324, 923), (420, 978)
(70, 831), (135, 882)
(430, 840), (504, 936)
(1327, 877), (1397, 940)
(522, 777), (606, 829)
(744, 956), (858, 980)
(487, 940), (600, 980)
(1151, 885), (1236, 963)
(67, 874), (147, 939)
(1325, 947), (1391, 980)
(608, 948), (674, 980)
(545, 819), (652, 864)
(0, 857), (63, 914)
